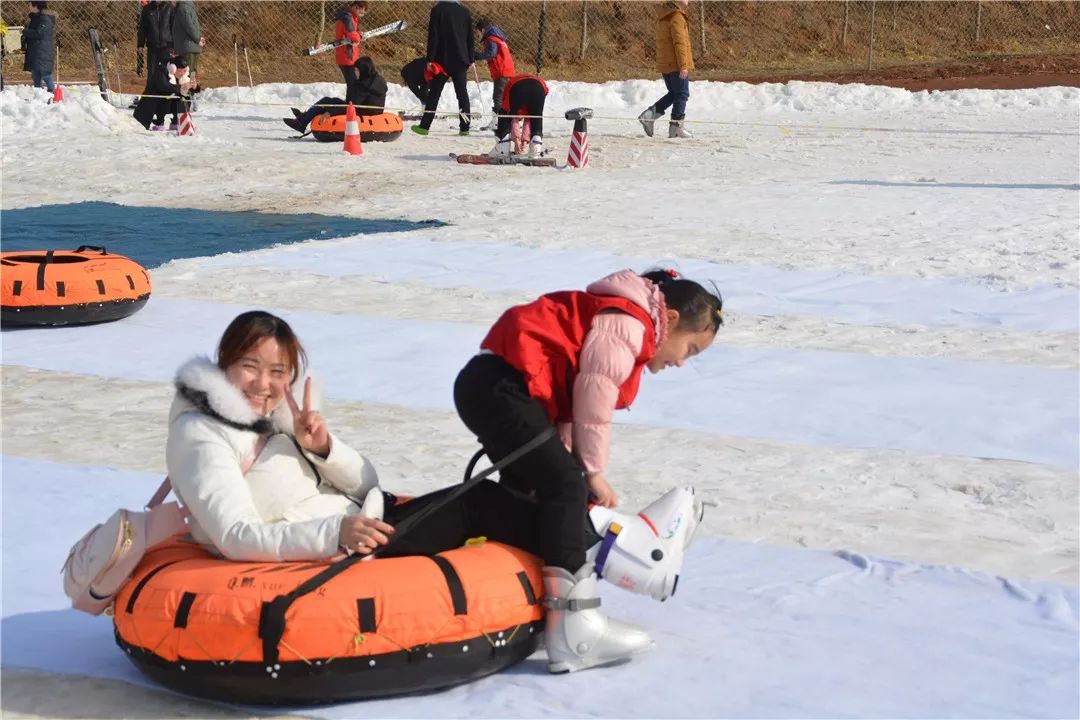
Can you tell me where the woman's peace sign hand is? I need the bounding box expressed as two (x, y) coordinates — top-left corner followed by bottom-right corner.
(285, 377), (331, 457)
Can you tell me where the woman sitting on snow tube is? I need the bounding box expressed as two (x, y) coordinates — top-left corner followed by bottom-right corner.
(167, 309), (540, 561)
(282, 55), (387, 136)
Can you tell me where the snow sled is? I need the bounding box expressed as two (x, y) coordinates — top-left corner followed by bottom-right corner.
(1, 246), (151, 327)
(113, 538), (544, 704)
(310, 111), (403, 143)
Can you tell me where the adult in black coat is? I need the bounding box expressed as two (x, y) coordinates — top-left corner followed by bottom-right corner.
(414, 0), (473, 135)
(21, 1), (56, 92)
(137, 1), (174, 88)
(283, 56), (388, 134)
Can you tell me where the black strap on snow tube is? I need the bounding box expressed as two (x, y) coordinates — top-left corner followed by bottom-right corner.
(36, 250), (53, 291)
(257, 426), (555, 666)
(430, 555), (468, 615)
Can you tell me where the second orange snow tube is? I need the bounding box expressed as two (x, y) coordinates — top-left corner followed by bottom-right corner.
(310, 111), (403, 143)
(113, 538), (544, 704)
(0, 245), (150, 326)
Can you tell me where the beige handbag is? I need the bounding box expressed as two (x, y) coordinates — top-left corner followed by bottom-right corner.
(61, 478), (187, 615)
(62, 437), (269, 615)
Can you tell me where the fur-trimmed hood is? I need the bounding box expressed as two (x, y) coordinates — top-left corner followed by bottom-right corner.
(169, 356), (321, 435)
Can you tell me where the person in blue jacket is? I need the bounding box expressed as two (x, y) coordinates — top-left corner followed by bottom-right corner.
(473, 17), (515, 132)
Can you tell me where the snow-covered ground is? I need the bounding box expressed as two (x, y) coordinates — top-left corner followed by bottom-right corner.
(1, 78), (1078, 718)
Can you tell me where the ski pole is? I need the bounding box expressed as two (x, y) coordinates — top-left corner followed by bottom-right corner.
(471, 64), (485, 125)
(233, 34), (240, 103)
(111, 36), (123, 104)
(243, 38), (254, 102)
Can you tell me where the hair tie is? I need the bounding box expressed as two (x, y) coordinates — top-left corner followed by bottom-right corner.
(665, 269), (679, 279)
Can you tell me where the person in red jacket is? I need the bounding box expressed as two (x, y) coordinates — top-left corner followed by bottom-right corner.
(474, 17), (515, 132)
(334, 1), (367, 90)
(488, 74), (548, 159)
(453, 268), (723, 673)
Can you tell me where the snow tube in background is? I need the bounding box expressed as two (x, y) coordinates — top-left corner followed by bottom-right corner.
(0, 246), (151, 327)
(113, 539), (544, 704)
(310, 111), (403, 143)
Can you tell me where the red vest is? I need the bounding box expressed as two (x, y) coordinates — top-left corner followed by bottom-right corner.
(501, 75), (549, 115)
(481, 292), (657, 423)
(486, 35), (516, 79)
(334, 10), (362, 67)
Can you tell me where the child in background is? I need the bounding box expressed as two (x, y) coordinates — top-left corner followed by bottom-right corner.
(638, 0), (695, 139)
(488, 74), (548, 159)
(473, 16), (515, 133)
(454, 268), (723, 672)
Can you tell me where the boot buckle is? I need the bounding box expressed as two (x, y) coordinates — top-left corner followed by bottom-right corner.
(543, 596), (601, 611)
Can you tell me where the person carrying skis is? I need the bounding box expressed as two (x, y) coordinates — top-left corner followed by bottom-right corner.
(333, 1), (367, 92)
(473, 15), (514, 133)
(453, 268), (723, 672)
(488, 74), (548, 159)
(283, 56), (387, 134)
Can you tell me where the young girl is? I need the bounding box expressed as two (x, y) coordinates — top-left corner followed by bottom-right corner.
(167, 310), (542, 563)
(454, 268), (723, 672)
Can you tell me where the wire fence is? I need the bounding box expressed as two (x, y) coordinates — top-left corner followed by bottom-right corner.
(3, 1), (1078, 89)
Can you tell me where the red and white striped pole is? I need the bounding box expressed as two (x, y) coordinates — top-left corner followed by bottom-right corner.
(178, 111), (196, 136)
(565, 107), (593, 169)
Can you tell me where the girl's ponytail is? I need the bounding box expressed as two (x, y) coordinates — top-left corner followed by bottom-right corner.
(641, 268), (724, 333)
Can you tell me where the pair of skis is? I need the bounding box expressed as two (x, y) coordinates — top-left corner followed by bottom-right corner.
(450, 152), (558, 169)
(302, 20), (407, 56)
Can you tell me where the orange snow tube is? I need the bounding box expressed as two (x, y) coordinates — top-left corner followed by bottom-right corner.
(113, 538), (544, 704)
(310, 111), (403, 143)
(0, 246), (151, 327)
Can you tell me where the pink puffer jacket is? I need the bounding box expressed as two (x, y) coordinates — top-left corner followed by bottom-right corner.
(559, 270), (668, 474)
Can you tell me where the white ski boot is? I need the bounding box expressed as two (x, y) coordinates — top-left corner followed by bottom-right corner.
(542, 565), (655, 673)
(358, 487), (384, 520)
(354, 487), (385, 562)
(585, 486), (706, 601)
(528, 135), (546, 159)
(669, 120), (692, 139)
(489, 134), (513, 158)
(638, 106), (663, 137)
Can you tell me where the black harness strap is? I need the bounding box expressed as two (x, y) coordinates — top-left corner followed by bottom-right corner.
(430, 556), (467, 616)
(257, 427), (555, 665)
(173, 591), (197, 628)
(36, 250), (53, 291)
(357, 598), (377, 633)
(516, 571), (538, 606)
(125, 560), (184, 614)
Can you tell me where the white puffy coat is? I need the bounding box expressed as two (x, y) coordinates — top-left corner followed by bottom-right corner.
(166, 357), (380, 562)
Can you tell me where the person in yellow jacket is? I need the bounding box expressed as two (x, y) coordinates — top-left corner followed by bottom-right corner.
(638, 0), (694, 139)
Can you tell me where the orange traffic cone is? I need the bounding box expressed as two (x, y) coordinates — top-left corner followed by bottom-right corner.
(343, 102), (363, 156)
(49, 85), (64, 104)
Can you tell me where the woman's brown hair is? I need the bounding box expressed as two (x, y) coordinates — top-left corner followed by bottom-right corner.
(216, 311), (307, 383)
